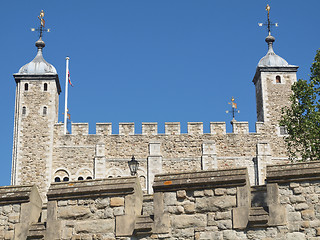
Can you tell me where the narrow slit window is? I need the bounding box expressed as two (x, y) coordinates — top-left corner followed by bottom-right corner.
(43, 106), (47, 115)
(276, 75), (281, 83)
(22, 106), (26, 115)
(280, 126), (288, 135)
(44, 83), (48, 91)
(24, 83), (28, 91)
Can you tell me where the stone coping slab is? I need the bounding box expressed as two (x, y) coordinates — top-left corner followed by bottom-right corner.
(47, 176), (139, 200)
(0, 185), (38, 204)
(267, 161), (320, 183)
(153, 168), (248, 192)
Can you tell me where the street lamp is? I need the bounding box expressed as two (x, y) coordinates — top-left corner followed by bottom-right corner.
(128, 156), (139, 176)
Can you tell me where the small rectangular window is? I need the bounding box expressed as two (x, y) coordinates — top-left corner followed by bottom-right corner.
(280, 126), (288, 135)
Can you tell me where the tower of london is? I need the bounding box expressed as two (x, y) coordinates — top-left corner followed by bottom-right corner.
(3, 6), (320, 240)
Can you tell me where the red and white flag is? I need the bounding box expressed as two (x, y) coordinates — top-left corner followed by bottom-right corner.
(68, 70), (73, 87)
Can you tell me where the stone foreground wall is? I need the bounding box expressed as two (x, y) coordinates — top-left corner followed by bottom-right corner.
(3, 161), (320, 239)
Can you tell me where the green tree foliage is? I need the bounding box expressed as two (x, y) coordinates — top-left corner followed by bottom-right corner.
(280, 50), (320, 161)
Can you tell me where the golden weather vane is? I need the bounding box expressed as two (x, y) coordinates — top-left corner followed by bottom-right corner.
(226, 97), (240, 121)
(258, 4), (278, 35)
(31, 10), (51, 38)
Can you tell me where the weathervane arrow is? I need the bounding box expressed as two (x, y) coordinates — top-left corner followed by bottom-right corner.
(31, 10), (51, 38)
(258, 4), (278, 35)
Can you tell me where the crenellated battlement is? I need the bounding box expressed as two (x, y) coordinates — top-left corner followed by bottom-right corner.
(54, 121), (267, 136)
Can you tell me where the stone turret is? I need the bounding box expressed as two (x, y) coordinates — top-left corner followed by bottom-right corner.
(12, 38), (60, 201)
(253, 34), (298, 132)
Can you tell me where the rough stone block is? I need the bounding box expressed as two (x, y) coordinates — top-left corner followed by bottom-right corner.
(204, 189), (214, 196)
(302, 209), (315, 220)
(110, 197), (124, 207)
(115, 215), (135, 237)
(232, 207), (249, 229)
(184, 203), (195, 213)
(75, 219), (114, 234)
(172, 214), (207, 229)
(214, 188), (226, 196)
(286, 232), (306, 240)
(177, 190), (187, 199)
(196, 196), (236, 212)
(58, 206), (91, 219)
(215, 211), (231, 220)
(164, 192), (176, 206)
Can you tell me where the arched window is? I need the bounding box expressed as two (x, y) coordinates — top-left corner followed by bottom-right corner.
(24, 83), (28, 91)
(54, 177), (61, 182)
(44, 83), (48, 91)
(63, 177), (69, 182)
(86, 176), (92, 180)
(78, 176), (84, 180)
(22, 107), (26, 115)
(276, 75), (281, 83)
(43, 106), (47, 115)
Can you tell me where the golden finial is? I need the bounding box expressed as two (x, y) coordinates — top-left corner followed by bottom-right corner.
(258, 4), (278, 36)
(226, 97), (240, 121)
(31, 10), (50, 38)
(266, 4), (270, 14)
(39, 10), (44, 18)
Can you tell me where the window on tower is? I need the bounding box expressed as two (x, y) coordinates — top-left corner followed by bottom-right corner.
(22, 106), (26, 115)
(24, 83), (28, 91)
(44, 83), (48, 91)
(276, 75), (281, 83)
(43, 106), (47, 115)
(63, 177), (69, 182)
(54, 177), (61, 182)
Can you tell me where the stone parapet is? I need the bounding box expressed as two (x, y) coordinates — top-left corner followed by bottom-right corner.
(165, 122), (180, 135)
(187, 122), (203, 135)
(71, 123), (89, 135)
(47, 177), (141, 201)
(266, 161), (320, 183)
(96, 123), (112, 135)
(210, 122), (226, 135)
(142, 122), (158, 135)
(54, 121), (262, 135)
(0, 185), (40, 204)
(46, 176), (143, 239)
(0, 185), (42, 240)
(119, 122), (135, 135)
(232, 121), (249, 134)
(153, 168), (248, 192)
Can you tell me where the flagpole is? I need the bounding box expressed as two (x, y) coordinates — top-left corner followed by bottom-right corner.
(64, 56), (70, 134)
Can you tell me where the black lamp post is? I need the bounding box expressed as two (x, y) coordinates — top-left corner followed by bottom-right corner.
(128, 156), (139, 176)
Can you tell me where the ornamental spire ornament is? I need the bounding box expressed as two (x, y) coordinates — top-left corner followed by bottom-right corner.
(31, 10), (51, 39)
(226, 97), (240, 121)
(258, 4), (278, 36)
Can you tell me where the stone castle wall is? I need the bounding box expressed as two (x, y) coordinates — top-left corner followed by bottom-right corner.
(2, 161), (320, 239)
(51, 120), (289, 193)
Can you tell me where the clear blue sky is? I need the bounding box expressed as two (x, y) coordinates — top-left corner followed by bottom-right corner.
(0, 1), (319, 186)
